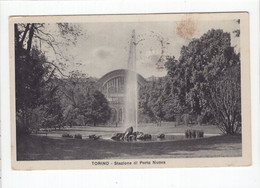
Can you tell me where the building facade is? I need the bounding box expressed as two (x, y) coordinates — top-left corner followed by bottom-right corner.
(97, 69), (146, 125)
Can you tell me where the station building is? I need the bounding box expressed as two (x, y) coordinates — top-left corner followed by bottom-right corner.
(97, 69), (146, 124)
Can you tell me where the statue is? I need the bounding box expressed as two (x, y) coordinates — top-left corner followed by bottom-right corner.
(123, 126), (133, 141)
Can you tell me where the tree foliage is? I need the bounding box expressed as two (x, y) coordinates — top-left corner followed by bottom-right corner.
(209, 65), (241, 134)
(59, 71), (111, 127)
(139, 29), (241, 134)
(15, 23), (241, 135)
(164, 29), (241, 134)
(15, 23), (110, 135)
(15, 43), (60, 135)
(78, 90), (111, 126)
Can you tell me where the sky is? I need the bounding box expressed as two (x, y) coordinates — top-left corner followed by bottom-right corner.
(41, 19), (240, 79)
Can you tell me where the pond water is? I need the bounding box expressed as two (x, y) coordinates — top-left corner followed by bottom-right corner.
(102, 133), (219, 142)
(35, 131), (220, 143)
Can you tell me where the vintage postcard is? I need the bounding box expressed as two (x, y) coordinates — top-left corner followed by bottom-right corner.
(10, 13), (251, 170)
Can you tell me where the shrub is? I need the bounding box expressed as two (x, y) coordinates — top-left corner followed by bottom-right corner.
(89, 134), (102, 140)
(74, 134), (82, 139)
(192, 130), (197, 138)
(157, 133), (165, 139)
(197, 130), (204, 138)
(62, 133), (73, 138)
(185, 129), (204, 138)
(185, 129), (192, 138)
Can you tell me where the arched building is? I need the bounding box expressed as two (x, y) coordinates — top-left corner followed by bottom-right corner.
(97, 69), (146, 124)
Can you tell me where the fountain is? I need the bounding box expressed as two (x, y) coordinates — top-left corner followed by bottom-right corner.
(109, 30), (208, 142)
(124, 30), (138, 130)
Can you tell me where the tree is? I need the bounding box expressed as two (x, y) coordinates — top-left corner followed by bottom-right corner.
(138, 77), (169, 125)
(233, 19), (240, 37)
(164, 56), (191, 124)
(152, 95), (165, 126)
(209, 65), (241, 134)
(88, 90), (111, 126)
(77, 90), (111, 126)
(138, 82), (156, 122)
(15, 47), (55, 135)
(15, 23), (83, 69)
(59, 71), (92, 108)
(59, 71), (111, 127)
(177, 29), (238, 116)
(165, 29), (241, 133)
(15, 23), (82, 135)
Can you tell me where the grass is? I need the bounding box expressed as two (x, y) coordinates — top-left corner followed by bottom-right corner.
(17, 133), (242, 160)
(17, 123), (241, 160)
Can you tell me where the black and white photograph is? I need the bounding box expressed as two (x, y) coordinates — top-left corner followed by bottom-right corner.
(10, 13), (250, 169)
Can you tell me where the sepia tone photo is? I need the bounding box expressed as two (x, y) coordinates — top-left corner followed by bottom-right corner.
(10, 13), (251, 170)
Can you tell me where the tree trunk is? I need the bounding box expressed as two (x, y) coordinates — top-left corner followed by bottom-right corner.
(15, 24), (19, 48)
(26, 24), (34, 55)
(19, 24), (30, 49)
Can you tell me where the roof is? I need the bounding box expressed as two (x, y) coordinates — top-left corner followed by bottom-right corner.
(97, 69), (147, 87)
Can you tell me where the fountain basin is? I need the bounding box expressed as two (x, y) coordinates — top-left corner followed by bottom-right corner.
(103, 133), (220, 143)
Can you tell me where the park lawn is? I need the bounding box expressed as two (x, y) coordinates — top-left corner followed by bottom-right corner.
(17, 134), (241, 160)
